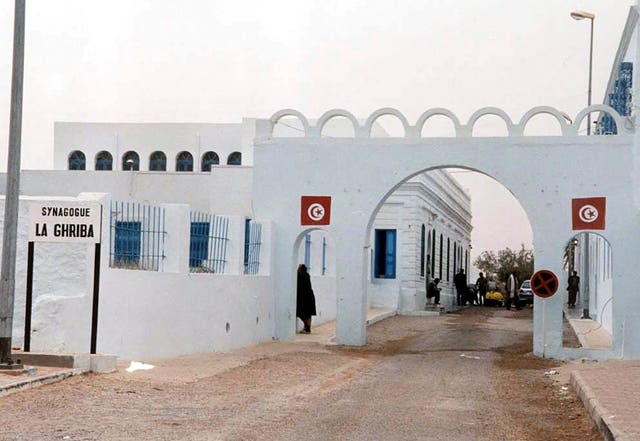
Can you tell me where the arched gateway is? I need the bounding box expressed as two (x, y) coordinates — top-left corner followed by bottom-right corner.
(252, 105), (638, 360)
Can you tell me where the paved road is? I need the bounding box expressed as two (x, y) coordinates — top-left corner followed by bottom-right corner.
(0, 307), (601, 440)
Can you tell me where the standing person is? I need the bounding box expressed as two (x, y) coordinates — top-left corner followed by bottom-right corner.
(505, 270), (521, 311)
(454, 268), (467, 306)
(296, 264), (316, 333)
(426, 278), (441, 305)
(567, 271), (580, 308)
(476, 272), (488, 306)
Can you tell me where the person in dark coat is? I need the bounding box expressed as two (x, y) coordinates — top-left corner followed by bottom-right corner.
(567, 271), (580, 308)
(454, 269), (467, 306)
(476, 272), (488, 306)
(426, 278), (441, 305)
(296, 264), (317, 333)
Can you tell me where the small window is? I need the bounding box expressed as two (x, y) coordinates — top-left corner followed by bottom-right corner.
(227, 151), (242, 165)
(149, 151), (167, 171)
(122, 151), (140, 171)
(374, 229), (396, 279)
(176, 151), (193, 172)
(95, 151), (113, 171)
(68, 150), (86, 170)
(201, 151), (219, 171)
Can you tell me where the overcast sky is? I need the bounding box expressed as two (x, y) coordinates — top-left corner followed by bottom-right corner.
(0, 0), (634, 260)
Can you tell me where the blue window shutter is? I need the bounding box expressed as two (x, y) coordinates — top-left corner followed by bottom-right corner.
(304, 234), (311, 269)
(189, 221), (210, 267)
(114, 221), (141, 265)
(243, 218), (251, 270)
(385, 230), (396, 279)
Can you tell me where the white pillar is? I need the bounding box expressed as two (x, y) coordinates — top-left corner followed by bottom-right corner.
(160, 204), (190, 273)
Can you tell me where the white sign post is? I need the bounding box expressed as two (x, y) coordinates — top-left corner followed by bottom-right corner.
(25, 202), (103, 354)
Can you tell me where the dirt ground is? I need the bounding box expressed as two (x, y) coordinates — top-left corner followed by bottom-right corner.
(0, 307), (601, 441)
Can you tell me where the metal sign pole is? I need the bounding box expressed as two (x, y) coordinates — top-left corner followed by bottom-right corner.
(0, 0), (26, 369)
(90, 243), (101, 354)
(23, 241), (34, 352)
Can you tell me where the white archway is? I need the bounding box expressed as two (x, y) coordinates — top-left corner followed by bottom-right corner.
(252, 106), (636, 360)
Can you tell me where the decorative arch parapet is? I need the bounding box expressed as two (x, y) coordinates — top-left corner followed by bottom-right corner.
(265, 105), (633, 139)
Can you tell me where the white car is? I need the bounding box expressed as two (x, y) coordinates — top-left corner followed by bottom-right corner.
(519, 280), (533, 305)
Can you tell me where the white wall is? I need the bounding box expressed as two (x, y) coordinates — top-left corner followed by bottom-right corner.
(0, 168), (254, 215)
(99, 271), (273, 360)
(0, 192), (288, 361)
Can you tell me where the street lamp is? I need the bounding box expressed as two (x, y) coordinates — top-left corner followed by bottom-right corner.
(571, 10), (595, 135)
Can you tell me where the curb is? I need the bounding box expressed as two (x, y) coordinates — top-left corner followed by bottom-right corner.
(570, 370), (628, 441)
(366, 311), (397, 325)
(0, 369), (82, 399)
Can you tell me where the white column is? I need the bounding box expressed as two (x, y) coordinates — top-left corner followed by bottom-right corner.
(160, 204), (190, 274)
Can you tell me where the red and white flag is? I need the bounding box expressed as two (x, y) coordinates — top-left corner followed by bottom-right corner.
(572, 197), (606, 230)
(301, 196), (332, 226)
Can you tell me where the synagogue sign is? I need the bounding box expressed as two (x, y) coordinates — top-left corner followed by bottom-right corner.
(28, 202), (102, 243)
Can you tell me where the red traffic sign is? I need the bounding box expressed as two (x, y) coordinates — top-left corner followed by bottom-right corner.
(301, 196), (331, 226)
(572, 197), (606, 230)
(530, 270), (559, 298)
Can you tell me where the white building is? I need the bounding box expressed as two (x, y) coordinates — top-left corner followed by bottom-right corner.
(0, 119), (471, 361)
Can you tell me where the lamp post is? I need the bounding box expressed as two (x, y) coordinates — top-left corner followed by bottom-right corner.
(571, 10), (595, 135)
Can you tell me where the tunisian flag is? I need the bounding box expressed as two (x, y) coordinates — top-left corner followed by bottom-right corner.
(572, 197), (606, 230)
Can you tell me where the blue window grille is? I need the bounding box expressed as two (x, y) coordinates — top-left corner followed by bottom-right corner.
(227, 151), (242, 165)
(599, 61), (632, 135)
(244, 219), (262, 275)
(201, 151), (220, 171)
(110, 201), (166, 271)
(420, 224), (425, 277)
(68, 150), (86, 170)
(176, 151), (193, 172)
(189, 212), (229, 273)
(122, 151), (140, 171)
(95, 151), (113, 171)
(322, 236), (327, 275)
(374, 229), (396, 279)
(149, 151), (167, 171)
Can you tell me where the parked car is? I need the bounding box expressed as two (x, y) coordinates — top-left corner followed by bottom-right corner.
(519, 279), (533, 305)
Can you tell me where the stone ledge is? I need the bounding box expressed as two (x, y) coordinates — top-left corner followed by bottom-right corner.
(14, 352), (117, 373)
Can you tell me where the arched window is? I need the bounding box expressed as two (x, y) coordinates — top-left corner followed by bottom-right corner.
(420, 225), (426, 277)
(431, 230), (436, 277)
(227, 151), (242, 165)
(95, 151), (113, 171)
(149, 151), (167, 171)
(176, 151), (193, 172)
(122, 151), (140, 171)
(439, 234), (443, 279)
(68, 150), (86, 170)
(201, 151), (219, 171)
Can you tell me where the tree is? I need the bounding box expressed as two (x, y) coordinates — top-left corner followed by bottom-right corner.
(473, 245), (534, 283)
